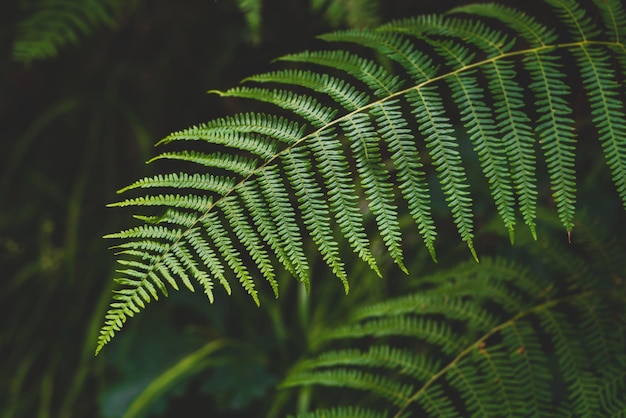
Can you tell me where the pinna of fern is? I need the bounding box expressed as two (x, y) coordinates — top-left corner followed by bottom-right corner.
(97, 0), (626, 353)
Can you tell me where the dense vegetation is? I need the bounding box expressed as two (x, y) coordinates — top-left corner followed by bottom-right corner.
(1, 0), (624, 417)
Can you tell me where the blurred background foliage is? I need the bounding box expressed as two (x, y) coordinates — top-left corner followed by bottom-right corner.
(1, 0), (624, 417)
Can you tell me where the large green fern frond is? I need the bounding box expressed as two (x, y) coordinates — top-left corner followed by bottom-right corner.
(98, 0), (626, 353)
(280, 226), (626, 416)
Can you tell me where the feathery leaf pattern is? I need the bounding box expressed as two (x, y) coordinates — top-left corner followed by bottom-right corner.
(99, 0), (626, 354)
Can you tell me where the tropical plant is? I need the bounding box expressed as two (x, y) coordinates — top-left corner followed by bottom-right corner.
(85, 0), (625, 415)
(98, 0), (626, 347)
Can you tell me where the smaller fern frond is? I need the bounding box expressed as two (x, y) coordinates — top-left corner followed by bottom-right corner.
(281, 233), (626, 417)
(290, 346), (439, 382)
(538, 310), (598, 416)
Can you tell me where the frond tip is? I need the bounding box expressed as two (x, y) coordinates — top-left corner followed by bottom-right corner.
(100, 0), (626, 352)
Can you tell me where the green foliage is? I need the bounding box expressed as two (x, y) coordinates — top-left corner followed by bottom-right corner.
(13, 0), (128, 63)
(311, 0), (381, 29)
(236, 0), (263, 43)
(99, 0), (626, 355)
(236, 0), (382, 43)
(282, 225), (626, 416)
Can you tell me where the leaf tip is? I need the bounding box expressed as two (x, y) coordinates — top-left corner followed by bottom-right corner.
(427, 245), (438, 263)
(469, 242), (479, 263)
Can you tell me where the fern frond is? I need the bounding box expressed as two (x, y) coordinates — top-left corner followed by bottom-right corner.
(100, 0), (626, 354)
(283, 236), (626, 417)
